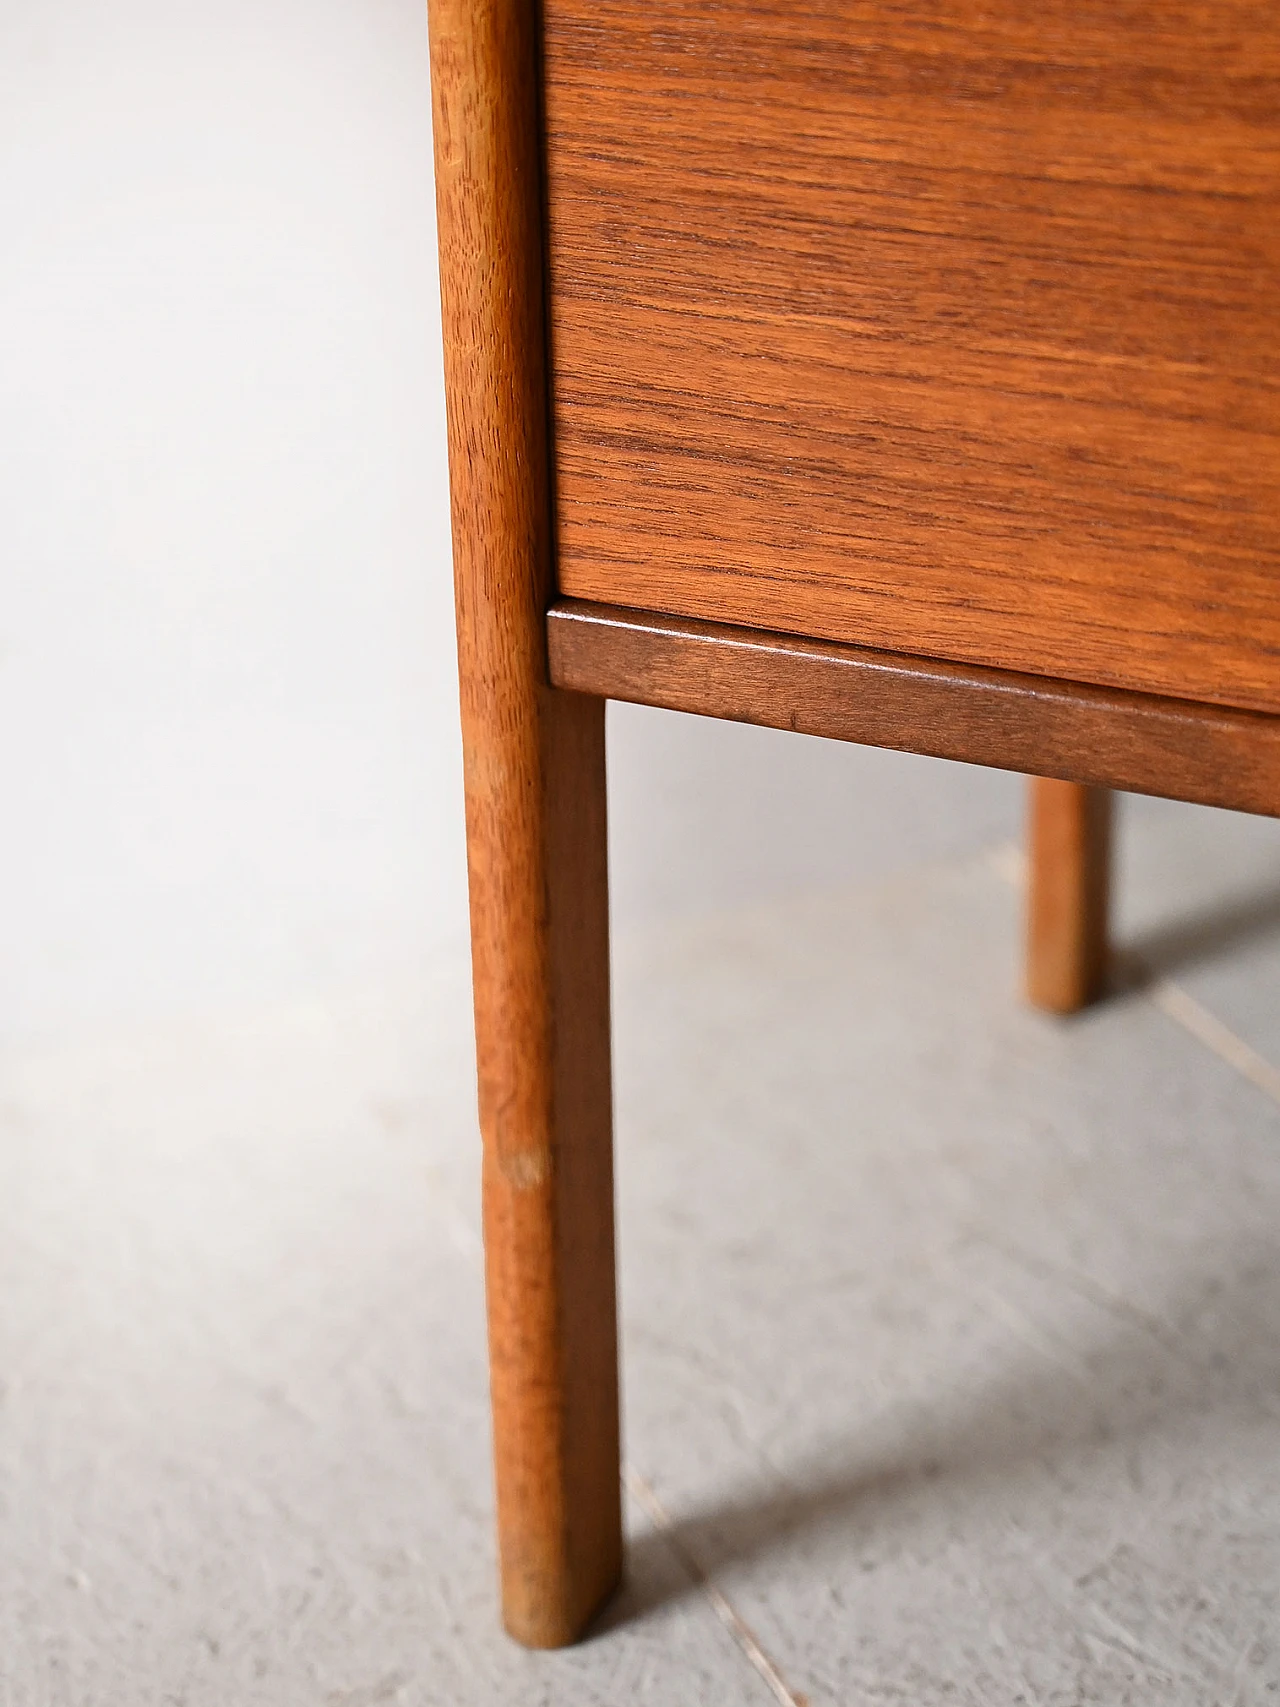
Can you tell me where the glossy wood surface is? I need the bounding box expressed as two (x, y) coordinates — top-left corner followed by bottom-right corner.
(429, 0), (621, 1647)
(548, 600), (1280, 817)
(1025, 780), (1113, 1012)
(542, 0), (1280, 714)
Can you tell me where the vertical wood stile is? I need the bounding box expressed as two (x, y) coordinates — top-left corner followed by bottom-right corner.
(428, 0), (622, 1647)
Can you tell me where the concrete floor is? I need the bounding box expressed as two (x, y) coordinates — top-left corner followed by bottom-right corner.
(4, 776), (1280, 1704)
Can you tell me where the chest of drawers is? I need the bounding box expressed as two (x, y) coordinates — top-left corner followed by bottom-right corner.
(428, 0), (1280, 1645)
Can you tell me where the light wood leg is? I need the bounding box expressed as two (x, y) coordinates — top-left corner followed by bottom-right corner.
(1025, 778), (1113, 1013)
(429, 0), (622, 1646)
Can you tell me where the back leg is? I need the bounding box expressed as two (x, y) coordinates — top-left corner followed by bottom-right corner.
(1025, 778), (1113, 1013)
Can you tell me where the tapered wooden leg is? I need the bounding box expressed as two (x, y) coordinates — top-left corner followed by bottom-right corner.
(429, 0), (622, 1646)
(1025, 778), (1113, 1013)
(475, 687), (621, 1647)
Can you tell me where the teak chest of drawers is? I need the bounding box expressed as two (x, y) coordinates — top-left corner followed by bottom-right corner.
(428, 0), (1280, 1646)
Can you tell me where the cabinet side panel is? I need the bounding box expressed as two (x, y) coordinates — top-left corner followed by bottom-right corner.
(542, 0), (1280, 714)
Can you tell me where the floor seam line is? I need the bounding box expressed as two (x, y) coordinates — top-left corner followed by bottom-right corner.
(623, 1463), (806, 1707)
(1146, 975), (1280, 1108)
(985, 835), (1280, 1108)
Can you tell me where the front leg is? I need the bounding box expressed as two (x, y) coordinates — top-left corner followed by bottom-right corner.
(429, 0), (622, 1646)
(473, 687), (621, 1648)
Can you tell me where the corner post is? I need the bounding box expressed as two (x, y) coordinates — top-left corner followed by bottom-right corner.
(428, 0), (622, 1646)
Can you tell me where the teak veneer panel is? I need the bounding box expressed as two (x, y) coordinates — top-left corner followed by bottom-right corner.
(547, 600), (1280, 817)
(542, 0), (1280, 715)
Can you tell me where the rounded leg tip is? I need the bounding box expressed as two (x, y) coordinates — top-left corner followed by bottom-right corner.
(501, 1555), (623, 1649)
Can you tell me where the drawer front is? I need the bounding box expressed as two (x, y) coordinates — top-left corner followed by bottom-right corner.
(542, 1), (1280, 714)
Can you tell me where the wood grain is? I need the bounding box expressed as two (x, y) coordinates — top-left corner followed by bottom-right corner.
(548, 600), (1280, 817)
(1025, 780), (1113, 1012)
(541, 0), (1280, 715)
(429, 0), (621, 1648)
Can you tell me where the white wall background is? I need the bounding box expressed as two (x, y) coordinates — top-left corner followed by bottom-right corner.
(0, 0), (1021, 1049)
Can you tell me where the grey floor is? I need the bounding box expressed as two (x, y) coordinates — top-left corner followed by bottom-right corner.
(4, 751), (1280, 1704)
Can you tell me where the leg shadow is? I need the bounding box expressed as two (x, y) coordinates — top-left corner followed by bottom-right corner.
(590, 1223), (1280, 1629)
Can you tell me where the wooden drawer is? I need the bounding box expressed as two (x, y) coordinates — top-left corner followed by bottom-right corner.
(542, 1), (1280, 714)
